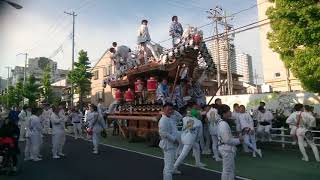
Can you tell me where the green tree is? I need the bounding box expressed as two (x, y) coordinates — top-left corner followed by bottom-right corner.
(15, 80), (24, 106)
(24, 74), (40, 107)
(41, 65), (53, 104)
(7, 86), (16, 107)
(68, 50), (92, 108)
(266, 0), (320, 92)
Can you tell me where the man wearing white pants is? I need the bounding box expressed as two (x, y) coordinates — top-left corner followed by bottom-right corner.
(41, 106), (51, 135)
(217, 104), (243, 180)
(50, 107), (66, 159)
(174, 109), (206, 173)
(18, 105), (31, 142)
(238, 105), (262, 158)
(30, 108), (43, 161)
(137, 19), (160, 63)
(256, 106), (273, 142)
(24, 108), (32, 161)
(205, 104), (222, 161)
(286, 104), (304, 145)
(296, 110), (319, 162)
(58, 106), (67, 155)
(70, 107), (83, 139)
(170, 110), (183, 159)
(159, 103), (178, 180)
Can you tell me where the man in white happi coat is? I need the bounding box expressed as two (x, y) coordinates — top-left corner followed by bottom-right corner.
(286, 104), (304, 145)
(137, 19), (160, 63)
(173, 108), (206, 173)
(158, 103), (179, 180)
(217, 104), (243, 180)
(238, 105), (262, 158)
(205, 104), (221, 161)
(69, 107), (83, 139)
(296, 106), (319, 162)
(18, 105), (31, 141)
(50, 107), (67, 159)
(29, 108), (43, 161)
(41, 106), (52, 135)
(256, 106), (273, 142)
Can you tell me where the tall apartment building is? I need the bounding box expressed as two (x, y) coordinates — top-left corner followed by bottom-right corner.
(257, 0), (303, 91)
(11, 57), (68, 85)
(236, 53), (254, 84)
(207, 38), (237, 74)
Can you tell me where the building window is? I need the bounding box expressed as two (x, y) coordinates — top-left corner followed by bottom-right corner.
(103, 66), (110, 77)
(95, 91), (104, 101)
(93, 70), (99, 80)
(274, 72), (281, 78)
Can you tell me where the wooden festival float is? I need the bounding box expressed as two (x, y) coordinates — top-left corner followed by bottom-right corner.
(106, 26), (216, 146)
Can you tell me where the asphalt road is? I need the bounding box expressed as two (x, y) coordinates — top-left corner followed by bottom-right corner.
(1, 136), (226, 180)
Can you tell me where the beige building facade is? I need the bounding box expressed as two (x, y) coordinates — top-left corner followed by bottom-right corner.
(90, 50), (115, 106)
(257, 0), (303, 92)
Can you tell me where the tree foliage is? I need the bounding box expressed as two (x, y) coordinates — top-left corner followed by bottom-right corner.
(67, 50), (92, 107)
(266, 0), (320, 92)
(24, 74), (40, 107)
(41, 65), (53, 104)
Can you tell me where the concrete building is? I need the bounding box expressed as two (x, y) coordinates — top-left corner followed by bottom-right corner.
(236, 53), (254, 84)
(91, 50), (115, 106)
(207, 38), (237, 74)
(257, 0), (303, 92)
(11, 57), (68, 85)
(0, 77), (7, 91)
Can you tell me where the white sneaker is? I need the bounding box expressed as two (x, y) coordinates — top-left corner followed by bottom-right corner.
(93, 150), (99, 154)
(195, 162), (207, 168)
(257, 149), (262, 158)
(24, 157), (31, 161)
(302, 157), (309, 162)
(173, 169), (182, 175)
(32, 158), (42, 162)
(58, 153), (66, 157)
(53, 155), (60, 159)
(253, 153), (257, 158)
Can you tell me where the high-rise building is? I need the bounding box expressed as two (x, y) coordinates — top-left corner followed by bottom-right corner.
(257, 0), (303, 91)
(11, 57), (69, 85)
(236, 53), (254, 84)
(0, 77), (7, 91)
(207, 38), (237, 74)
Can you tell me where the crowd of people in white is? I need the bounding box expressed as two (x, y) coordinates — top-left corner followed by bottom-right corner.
(158, 99), (319, 180)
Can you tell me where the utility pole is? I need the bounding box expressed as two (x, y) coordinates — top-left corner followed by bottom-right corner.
(207, 6), (223, 95)
(16, 53), (28, 84)
(64, 11), (77, 106)
(223, 11), (233, 95)
(5, 66), (11, 107)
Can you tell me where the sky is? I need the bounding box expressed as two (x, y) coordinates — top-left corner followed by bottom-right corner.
(0, 0), (263, 82)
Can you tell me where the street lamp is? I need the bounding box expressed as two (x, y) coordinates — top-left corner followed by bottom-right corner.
(1, 0), (23, 9)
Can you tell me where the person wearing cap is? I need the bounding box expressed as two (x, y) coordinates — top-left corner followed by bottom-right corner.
(217, 104), (243, 180)
(158, 103), (179, 180)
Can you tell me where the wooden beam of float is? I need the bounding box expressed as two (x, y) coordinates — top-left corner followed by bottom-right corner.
(107, 115), (159, 122)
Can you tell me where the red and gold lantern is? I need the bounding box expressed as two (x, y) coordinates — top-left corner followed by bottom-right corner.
(125, 88), (134, 102)
(147, 77), (157, 92)
(114, 89), (122, 101)
(134, 79), (144, 93)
